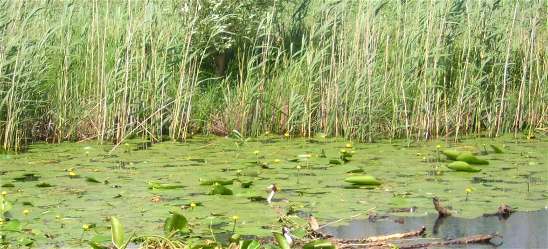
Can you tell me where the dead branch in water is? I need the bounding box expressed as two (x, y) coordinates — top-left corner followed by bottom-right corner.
(398, 234), (496, 249)
(432, 197), (452, 217)
(483, 203), (515, 219)
(338, 226), (426, 244)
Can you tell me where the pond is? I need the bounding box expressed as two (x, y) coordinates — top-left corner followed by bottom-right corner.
(0, 135), (546, 247)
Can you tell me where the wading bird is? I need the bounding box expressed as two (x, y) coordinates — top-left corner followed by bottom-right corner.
(282, 227), (293, 245)
(266, 184), (277, 204)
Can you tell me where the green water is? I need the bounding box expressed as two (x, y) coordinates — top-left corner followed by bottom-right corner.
(1, 135), (547, 247)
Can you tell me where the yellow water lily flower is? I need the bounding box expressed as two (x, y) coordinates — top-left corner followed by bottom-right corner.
(253, 150), (260, 155)
(345, 143), (353, 148)
(23, 209), (30, 216)
(231, 215), (239, 221)
(68, 171), (77, 177)
(436, 144), (442, 149)
(190, 202), (197, 208)
(465, 187), (473, 193)
(82, 224), (91, 231)
(273, 159), (281, 163)
(1, 191), (6, 197)
(284, 132), (290, 137)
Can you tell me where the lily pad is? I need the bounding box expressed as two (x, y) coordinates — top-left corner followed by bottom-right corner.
(447, 161), (481, 172)
(442, 150), (461, 160)
(344, 175), (382, 185)
(35, 182), (53, 188)
(456, 153), (489, 165)
(208, 184), (233, 195)
(199, 179), (234, 186)
(86, 177), (101, 183)
(148, 182), (185, 190)
(490, 144), (503, 153)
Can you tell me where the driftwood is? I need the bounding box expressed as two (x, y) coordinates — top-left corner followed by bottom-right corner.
(432, 197), (452, 217)
(398, 234), (495, 249)
(483, 204), (515, 219)
(326, 226), (426, 248)
(295, 199), (504, 249)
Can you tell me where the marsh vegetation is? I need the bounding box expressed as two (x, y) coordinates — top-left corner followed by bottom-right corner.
(0, 0), (546, 248)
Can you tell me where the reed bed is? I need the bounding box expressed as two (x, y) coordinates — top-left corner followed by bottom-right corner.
(0, 0), (545, 151)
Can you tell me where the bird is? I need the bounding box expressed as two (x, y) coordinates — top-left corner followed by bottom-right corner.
(266, 184), (278, 204)
(282, 227), (293, 245)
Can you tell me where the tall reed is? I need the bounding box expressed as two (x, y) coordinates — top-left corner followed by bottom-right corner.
(0, 0), (545, 151)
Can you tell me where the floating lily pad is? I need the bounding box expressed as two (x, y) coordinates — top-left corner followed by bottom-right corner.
(456, 153), (489, 165)
(199, 179), (234, 186)
(329, 159), (342, 165)
(1, 183), (15, 188)
(442, 150), (461, 160)
(447, 161), (481, 172)
(490, 144), (503, 153)
(86, 177), (101, 183)
(240, 181), (253, 188)
(35, 182), (53, 188)
(208, 184), (233, 195)
(344, 175), (382, 185)
(148, 182), (185, 190)
(13, 173), (40, 182)
(346, 168), (365, 173)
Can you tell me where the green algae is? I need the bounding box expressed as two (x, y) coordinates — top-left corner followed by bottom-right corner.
(0, 136), (546, 247)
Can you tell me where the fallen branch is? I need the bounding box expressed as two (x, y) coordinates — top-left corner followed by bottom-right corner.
(483, 204), (515, 219)
(337, 226), (426, 244)
(398, 234), (495, 249)
(432, 197), (452, 217)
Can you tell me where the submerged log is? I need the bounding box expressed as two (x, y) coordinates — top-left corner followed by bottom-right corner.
(483, 203), (515, 219)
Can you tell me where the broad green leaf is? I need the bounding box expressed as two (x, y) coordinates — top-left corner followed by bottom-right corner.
(447, 161), (481, 172)
(163, 211), (188, 235)
(240, 240), (261, 249)
(303, 240), (335, 249)
(1, 219), (22, 232)
(273, 232), (291, 249)
(344, 175), (382, 185)
(110, 216), (125, 249)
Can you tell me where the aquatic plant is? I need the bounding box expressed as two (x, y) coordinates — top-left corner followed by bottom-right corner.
(447, 161), (481, 172)
(456, 153), (489, 165)
(344, 175), (382, 186)
(339, 149), (353, 163)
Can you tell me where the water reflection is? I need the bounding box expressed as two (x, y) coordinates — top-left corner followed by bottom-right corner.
(324, 209), (548, 248)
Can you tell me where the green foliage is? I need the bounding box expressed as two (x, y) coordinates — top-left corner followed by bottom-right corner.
(456, 153), (489, 165)
(208, 184), (234, 195)
(447, 161), (481, 172)
(273, 232), (291, 249)
(0, 0), (544, 156)
(110, 217), (126, 249)
(303, 240), (336, 249)
(344, 175), (382, 186)
(442, 150), (461, 160)
(163, 211), (188, 236)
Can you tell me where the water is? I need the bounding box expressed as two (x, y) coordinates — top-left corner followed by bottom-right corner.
(0, 135), (546, 247)
(325, 209), (548, 248)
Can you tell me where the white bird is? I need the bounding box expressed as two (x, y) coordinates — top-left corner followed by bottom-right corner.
(282, 227), (293, 245)
(266, 184), (278, 204)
